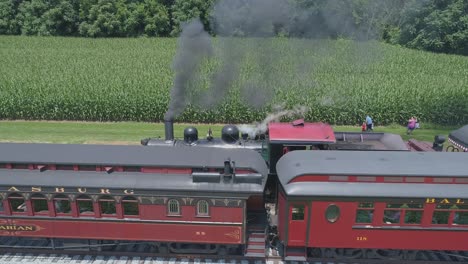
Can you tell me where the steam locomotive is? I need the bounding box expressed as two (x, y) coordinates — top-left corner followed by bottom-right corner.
(0, 119), (466, 261)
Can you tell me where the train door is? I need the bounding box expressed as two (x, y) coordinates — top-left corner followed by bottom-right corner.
(288, 203), (308, 245)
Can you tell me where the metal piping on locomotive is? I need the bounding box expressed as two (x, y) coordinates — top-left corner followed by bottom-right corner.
(141, 123), (266, 152)
(164, 118), (174, 142)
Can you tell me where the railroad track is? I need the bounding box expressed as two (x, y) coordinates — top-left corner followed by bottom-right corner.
(1, 251), (467, 264)
(2, 252), (468, 264)
(0, 238), (467, 264)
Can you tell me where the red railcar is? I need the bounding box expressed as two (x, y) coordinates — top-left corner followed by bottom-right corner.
(275, 150), (468, 260)
(0, 143), (268, 255)
(0, 120), (461, 260)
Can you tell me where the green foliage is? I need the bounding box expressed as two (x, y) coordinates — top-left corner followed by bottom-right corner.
(170, 0), (214, 36)
(0, 0), (467, 55)
(41, 1), (78, 35)
(0, 0), (21, 34)
(16, 0), (49, 35)
(0, 36), (467, 125)
(397, 0), (468, 55)
(125, 0), (170, 37)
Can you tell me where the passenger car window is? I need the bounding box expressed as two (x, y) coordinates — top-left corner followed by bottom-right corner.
(451, 205), (468, 225)
(168, 199), (180, 215)
(355, 203), (374, 223)
(54, 194), (71, 214)
(433, 204), (451, 224)
(404, 203), (423, 224)
(326, 204), (340, 223)
(122, 196), (139, 216)
(99, 195), (116, 215)
(31, 194), (48, 214)
(197, 200), (209, 216)
(383, 203), (404, 224)
(9, 193), (26, 213)
(77, 195), (94, 215)
(292, 205), (304, 220)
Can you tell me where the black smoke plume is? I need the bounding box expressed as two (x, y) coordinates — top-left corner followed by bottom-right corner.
(164, 0), (405, 120)
(164, 19), (213, 121)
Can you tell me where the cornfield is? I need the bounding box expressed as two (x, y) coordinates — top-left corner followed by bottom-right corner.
(0, 36), (467, 125)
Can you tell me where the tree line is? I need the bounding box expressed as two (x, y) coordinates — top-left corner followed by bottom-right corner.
(0, 0), (467, 55)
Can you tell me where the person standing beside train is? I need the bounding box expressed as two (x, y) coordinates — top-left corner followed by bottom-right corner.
(365, 115), (373, 131)
(407, 116), (418, 135)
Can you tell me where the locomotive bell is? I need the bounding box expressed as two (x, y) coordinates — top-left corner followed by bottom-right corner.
(221, 125), (239, 144)
(183, 126), (198, 144)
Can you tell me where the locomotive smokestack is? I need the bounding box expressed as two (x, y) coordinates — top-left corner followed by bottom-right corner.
(164, 118), (174, 141)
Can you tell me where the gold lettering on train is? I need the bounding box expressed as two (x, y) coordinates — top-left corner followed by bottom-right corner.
(8, 187), (20, 192)
(440, 199), (450, 204)
(0, 225), (36, 231)
(100, 189), (110, 194)
(426, 198), (465, 204)
(3, 186), (138, 195)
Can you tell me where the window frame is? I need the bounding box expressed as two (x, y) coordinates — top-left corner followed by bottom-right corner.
(291, 204), (305, 221)
(402, 203), (424, 225)
(8, 193), (27, 215)
(31, 193), (49, 215)
(122, 196), (139, 218)
(325, 204), (340, 223)
(452, 205), (468, 226)
(76, 195), (94, 217)
(355, 202), (374, 224)
(99, 195), (117, 217)
(53, 194), (72, 216)
(167, 199), (181, 216)
(196, 200), (210, 217)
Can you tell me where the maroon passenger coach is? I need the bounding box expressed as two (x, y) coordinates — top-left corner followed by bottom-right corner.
(0, 143), (268, 255)
(274, 150), (468, 260)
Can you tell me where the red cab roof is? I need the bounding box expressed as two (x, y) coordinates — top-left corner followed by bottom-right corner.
(268, 120), (336, 144)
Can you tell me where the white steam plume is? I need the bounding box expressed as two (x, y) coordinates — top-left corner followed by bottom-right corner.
(238, 105), (308, 138)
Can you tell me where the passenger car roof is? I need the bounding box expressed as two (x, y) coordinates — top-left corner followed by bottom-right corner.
(284, 182), (468, 198)
(0, 143), (268, 175)
(277, 150), (468, 186)
(0, 169), (264, 195)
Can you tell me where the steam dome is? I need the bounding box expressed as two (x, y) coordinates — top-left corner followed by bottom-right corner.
(221, 125), (239, 144)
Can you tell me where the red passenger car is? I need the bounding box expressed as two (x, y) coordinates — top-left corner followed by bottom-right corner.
(274, 150), (468, 260)
(0, 143), (268, 255)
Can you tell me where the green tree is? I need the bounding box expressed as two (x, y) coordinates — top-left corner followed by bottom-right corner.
(125, 0), (169, 36)
(0, 0), (21, 34)
(15, 0), (49, 35)
(399, 0), (468, 55)
(170, 0), (214, 36)
(79, 0), (128, 37)
(41, 0), (79, 35)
